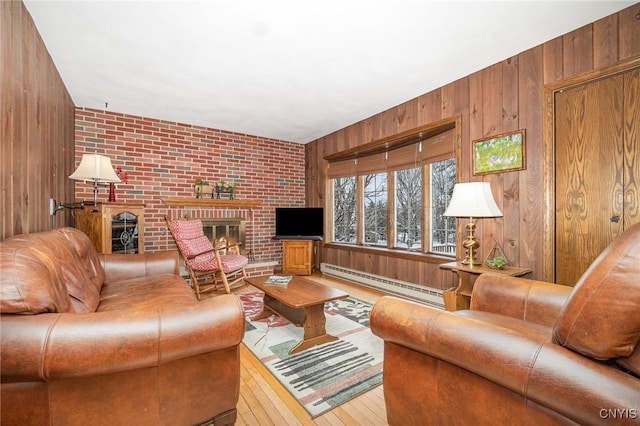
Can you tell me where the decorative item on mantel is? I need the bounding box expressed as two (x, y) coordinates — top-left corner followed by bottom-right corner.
(194, 178), (211, 199)
(215, 181), (235, 199)
(108, 166), (128, 202)
(485, 239), (509, 269)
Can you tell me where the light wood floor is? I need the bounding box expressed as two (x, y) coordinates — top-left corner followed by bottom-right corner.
(227, 274), (390, 426)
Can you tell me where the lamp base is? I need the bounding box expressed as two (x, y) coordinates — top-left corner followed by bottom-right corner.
(461, 219), (482, 266)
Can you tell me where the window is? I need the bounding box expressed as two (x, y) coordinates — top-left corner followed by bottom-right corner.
(326, 120), (459, 257)
(332, 177), (356, 243)
(395, 167), (421, 250)
(364, 173), (387, 246)
(430, 158), (456, 255)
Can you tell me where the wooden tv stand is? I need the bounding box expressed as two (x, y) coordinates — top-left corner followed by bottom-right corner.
(281, 239), (314, 275)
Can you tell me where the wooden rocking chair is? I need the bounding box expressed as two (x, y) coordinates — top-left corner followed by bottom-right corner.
(167, 218), (248, 298)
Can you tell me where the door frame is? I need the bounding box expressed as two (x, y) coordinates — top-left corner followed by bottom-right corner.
(542, 55), (640, 282)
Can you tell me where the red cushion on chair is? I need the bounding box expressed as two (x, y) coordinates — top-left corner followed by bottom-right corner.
(189, 254), (220, 271)
(169, 220), (218, 267)
(219, 254), (249, 273)
(169, 220), (210, 255)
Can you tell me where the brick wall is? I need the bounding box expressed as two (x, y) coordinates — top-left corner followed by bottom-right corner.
(74, 107), (305, 267)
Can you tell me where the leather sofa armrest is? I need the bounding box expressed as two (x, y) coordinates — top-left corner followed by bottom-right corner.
(1, 294), (243, 381)
(100, 250), (180, 284)
(371, 296), (640, 425)
(471, 274), (572, 327)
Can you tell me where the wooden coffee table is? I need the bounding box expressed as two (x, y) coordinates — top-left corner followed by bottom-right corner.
(246, 275), (349, 354)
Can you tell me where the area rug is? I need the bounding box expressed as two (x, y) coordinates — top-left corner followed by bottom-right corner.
(239, 291), (383, 418)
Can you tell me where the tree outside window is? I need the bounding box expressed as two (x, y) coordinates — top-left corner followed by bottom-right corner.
(364, 173), (387, 246)
(332, 177), (356, 243)
(395, 167), (422, 250)
(430, 158), (456, 255)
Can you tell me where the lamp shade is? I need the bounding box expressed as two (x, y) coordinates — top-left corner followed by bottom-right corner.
(443, 182), (502, 218)
(69, 154), (121, 182)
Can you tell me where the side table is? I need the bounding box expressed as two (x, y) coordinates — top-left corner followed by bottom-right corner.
(439, 261), (532, 311)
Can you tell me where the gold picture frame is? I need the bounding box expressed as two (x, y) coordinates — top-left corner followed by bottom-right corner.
(473, 129), (526, 175)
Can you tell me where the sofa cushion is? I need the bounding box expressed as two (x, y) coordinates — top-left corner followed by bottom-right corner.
(55, 228), (105, 313)
(553, 223), (640, 360)
(0, 243), (72, 314)
(98, 274), (196, 312)
(0, 228), (105, 314)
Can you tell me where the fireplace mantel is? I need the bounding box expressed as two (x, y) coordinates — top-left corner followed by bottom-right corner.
(161, 197), (262, 208)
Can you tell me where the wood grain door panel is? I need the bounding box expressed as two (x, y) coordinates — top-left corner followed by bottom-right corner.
(555, 75), (623, 285)
(555, 68), (639, 286)
(623, 70), (640, 228)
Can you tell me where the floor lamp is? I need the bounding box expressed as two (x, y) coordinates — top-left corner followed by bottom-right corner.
(443, 182), (503, 265)
(69, 154), (121, 211)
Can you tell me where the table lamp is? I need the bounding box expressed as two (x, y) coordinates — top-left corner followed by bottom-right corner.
(69, 154), (121, 211)
(443, 182), (502, 265)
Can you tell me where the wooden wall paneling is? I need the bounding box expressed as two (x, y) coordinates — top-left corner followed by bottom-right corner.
(501, 56), (521, 265)
(1, 2), (75, 240)
(398, 97), (420, 132)
(562, 26), (595, 78)
(593, 13), (619, 69)
(480, 64), (505, 260)
(518, 46), (544, 271)
(1, 2), (18, 238)
(439, 78), (467, 268)
(380, 108), (399, 142)
(353, 251), (368, 275)
(467, 72), (482, 182)
(542, 37), (565, 85)
(417, 90), (442, 125)
(349, 120), (366, 150)
(619, 4), (640, 60)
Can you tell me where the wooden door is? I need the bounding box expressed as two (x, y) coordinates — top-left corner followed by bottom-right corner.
(554, 69), (639, 285)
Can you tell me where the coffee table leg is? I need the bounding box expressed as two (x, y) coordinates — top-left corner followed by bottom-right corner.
(288, 304), (338, 355)
(251, 294), (275, 321)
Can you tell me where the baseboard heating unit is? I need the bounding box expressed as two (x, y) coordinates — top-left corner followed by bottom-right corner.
(321, 263), (445, 309)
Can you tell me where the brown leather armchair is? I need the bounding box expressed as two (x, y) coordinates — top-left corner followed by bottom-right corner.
(1, 227), (245, 426)
(371, 223), (640, 425)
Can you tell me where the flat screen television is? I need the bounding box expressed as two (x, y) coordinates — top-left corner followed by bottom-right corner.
(274, 207), (324, 240)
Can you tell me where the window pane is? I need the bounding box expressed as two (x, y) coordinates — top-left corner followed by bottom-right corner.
(364, 173), (387, 246)
(332, 177), (356, 243)
(430, 158), (456, 255)
(395, 167), (422, 250)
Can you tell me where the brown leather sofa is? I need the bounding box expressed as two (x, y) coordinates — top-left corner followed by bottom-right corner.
(371, 223), (640, 425)
(1, 227), (245, 426)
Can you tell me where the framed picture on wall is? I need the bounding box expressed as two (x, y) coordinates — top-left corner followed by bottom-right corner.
(472, 129), (526, 175)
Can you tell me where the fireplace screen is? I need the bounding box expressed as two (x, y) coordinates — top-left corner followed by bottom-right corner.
(201, 219), (246, 255)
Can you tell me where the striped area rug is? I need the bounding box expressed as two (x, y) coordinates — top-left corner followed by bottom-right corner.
(239, 291), (383, 418)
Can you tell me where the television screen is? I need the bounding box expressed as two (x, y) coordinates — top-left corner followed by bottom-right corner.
(274, 207), (324, 240)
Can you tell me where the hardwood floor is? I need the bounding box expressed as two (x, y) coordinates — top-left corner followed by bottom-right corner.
(229, 274), (390, 426)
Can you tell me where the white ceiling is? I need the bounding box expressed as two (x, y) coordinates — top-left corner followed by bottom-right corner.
(24, 1), (634, 143)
